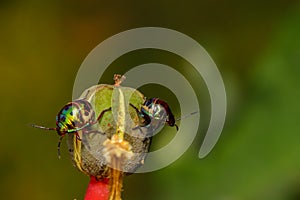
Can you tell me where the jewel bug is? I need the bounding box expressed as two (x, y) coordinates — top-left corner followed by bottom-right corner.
(131, 97), (179, 133)
(32, 99), (111, 158)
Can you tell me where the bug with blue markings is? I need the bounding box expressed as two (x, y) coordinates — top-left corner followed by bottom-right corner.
(31, 74), (184, 200)
(31, 99), (111, 158)
(131, 97), (178, 134)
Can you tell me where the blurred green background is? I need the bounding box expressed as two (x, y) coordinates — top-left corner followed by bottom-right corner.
(1, 1), (300, 199)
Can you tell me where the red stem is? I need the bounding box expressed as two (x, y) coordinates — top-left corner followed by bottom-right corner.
(84, 176), (110, 200)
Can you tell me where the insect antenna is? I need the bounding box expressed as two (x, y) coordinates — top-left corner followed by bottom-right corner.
(176, 110), (199, 121)
(30, 124), (57, 131)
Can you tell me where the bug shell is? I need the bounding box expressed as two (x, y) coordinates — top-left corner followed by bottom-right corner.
(142, 98), (168, 120)
(140, 98), (168, 136)
(55, 99), (95, 135)
(67, 84), (151, 179)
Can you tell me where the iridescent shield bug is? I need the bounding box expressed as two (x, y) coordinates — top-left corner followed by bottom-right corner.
(32, 99), (111, 158)
(131, 97), (178, 134)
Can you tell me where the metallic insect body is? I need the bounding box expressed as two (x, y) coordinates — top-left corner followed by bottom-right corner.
(65, 76), (151, 200)
(32, 99), (110, 158)
(131, 97), (178, 134)
(33, 75), (179, 200)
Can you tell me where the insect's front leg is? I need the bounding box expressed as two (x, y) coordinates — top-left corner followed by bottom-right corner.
(92, 107), (112, 125)
(57, 135), (65, 159)
(130, 103), (151, 127)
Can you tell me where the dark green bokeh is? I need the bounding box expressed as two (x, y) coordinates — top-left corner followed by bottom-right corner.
(1, 1), (300, 199)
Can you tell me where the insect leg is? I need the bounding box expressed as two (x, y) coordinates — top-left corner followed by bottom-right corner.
(93, 107), (112, 124)
(75, 132), (82, 141)
(173, 124), (179, 131)
(57, 136), (64, 159)
(130, 103), (151, 126)
(129, 103), (139, 113)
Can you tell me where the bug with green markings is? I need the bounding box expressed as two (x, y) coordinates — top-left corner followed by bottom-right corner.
(32, 74), (181, 200)
(31, 99), (111, 158)
(131, 97), (178, 134)
(143, 98), (178, 129)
